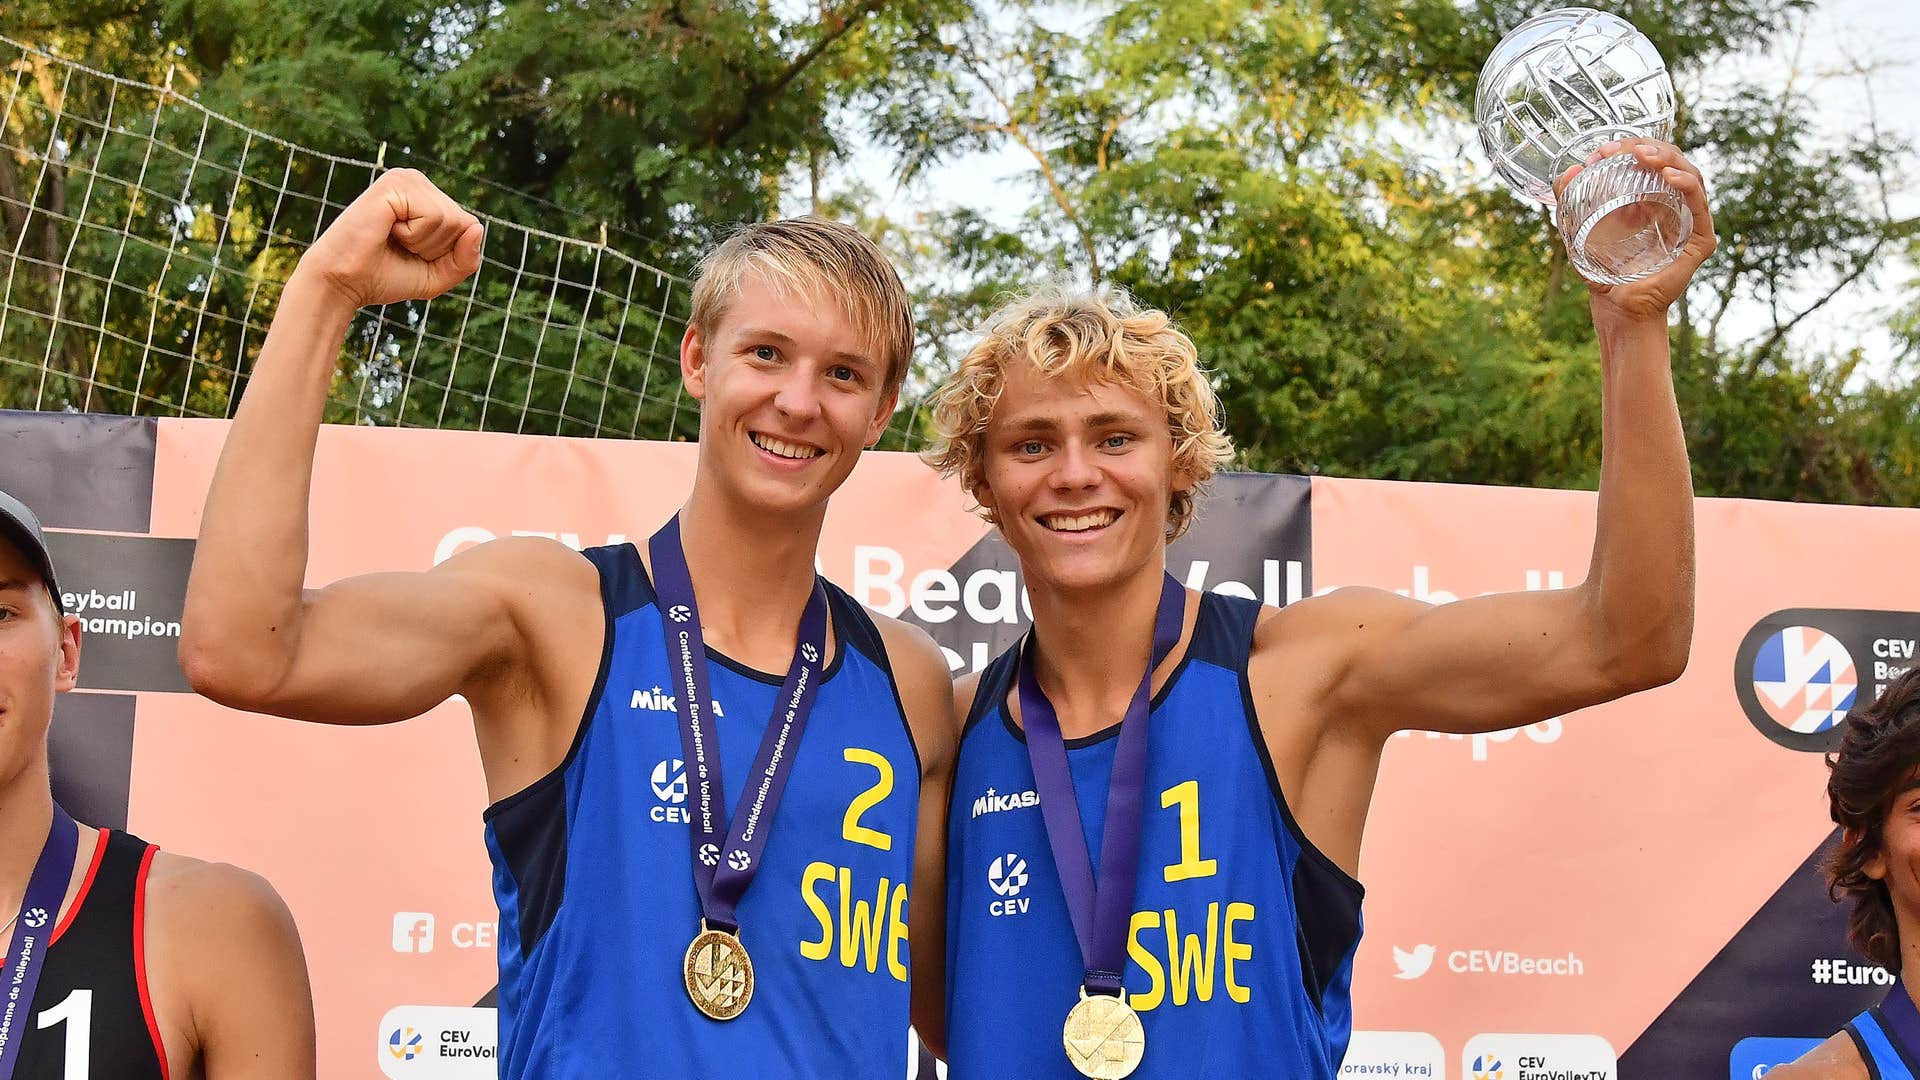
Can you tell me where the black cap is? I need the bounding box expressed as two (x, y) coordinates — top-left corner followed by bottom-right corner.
(0, 489), (63, 613)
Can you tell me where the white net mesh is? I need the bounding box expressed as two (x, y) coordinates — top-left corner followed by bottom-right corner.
(0, 35), (697, 440)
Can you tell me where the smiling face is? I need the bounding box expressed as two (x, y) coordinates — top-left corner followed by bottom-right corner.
(681, 272), (898, 520)
(923, 288), (1234, 559)
(1865, 768), (1920, 950)
(975, 361), (1192, 596)
(0, 534), (79, 792)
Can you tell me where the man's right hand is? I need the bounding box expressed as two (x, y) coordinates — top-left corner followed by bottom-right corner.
(300, 169), (484, 310)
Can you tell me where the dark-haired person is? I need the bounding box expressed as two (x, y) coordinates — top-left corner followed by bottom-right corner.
(0, 488), (316, 1078)
(1771, 666), (1920, 1080)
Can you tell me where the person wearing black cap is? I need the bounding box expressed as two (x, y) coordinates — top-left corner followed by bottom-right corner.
(0, 489), (318, 1079)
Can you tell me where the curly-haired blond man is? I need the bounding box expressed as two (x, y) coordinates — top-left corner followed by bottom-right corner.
(928, 139), (1715, 1080)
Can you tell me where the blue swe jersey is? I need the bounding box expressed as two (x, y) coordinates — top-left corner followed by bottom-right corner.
(1849, 1005), (1920, 1080)
(946, 591), (1364, 1079)
(484, 544), (922, 1079)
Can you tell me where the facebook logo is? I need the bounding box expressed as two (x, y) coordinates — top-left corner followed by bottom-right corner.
(393, 912), (435, 954)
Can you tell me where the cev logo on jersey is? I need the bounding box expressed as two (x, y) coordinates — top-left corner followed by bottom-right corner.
(651, 758), (689, 823)
(1461, 1034), (1616, 1080)
(377, 1006), (498, 1078)
(988, 852), (1031, 916)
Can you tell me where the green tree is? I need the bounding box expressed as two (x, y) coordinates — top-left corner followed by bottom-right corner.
(858, 0), (1920, 503)
(0, 0), (965, 439)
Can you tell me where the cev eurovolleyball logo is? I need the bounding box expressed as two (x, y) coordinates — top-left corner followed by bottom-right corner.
(388, 1027), (424, 1061)
(1751, 626), (1857, 735)
(1734, 609), (1920, 753)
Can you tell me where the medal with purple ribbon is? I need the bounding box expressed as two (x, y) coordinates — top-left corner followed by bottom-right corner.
(1019, 572), (1184, 1079)
(650, 516), (829, 1021)
(0, 803), (78, 1080)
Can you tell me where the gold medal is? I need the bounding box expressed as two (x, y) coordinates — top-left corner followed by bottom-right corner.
(683, 922), (754, 1020)
(1062, 988), (1146, 1079)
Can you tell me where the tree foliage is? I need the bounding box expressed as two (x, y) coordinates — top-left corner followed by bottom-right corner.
(2, 0), (1915, 500)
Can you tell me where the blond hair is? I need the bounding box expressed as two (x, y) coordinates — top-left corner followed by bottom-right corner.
(923, 286), (1233, 541)
(689, 216), (915, 393)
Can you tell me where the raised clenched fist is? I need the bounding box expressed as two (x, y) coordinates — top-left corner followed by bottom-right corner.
(298, 169), (485, 310)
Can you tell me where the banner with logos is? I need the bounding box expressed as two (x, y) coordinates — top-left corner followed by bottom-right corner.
(7, 408), (1916, 1080)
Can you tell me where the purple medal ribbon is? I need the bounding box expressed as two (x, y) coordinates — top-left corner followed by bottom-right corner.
(0, 803), (78, 1080)
(1880, 978), (1920, 1064)
(1019, 572), (1184, 996)
(650, 516), (829, 934)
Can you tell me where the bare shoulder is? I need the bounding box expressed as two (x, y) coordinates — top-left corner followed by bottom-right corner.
(870, 609), (950, 685)
(144, 850), (316, 1076)
(953, 668), (985, 725)
(434, 534), (600, 609)
(1765, 1032), (1868, 1080)
(870, 610), (960, 769)
(1251, 586), (1425, 650)
(446, 535), (604, 692)
(1248, 586), (1424, 682)
(145, 850), (300, 946)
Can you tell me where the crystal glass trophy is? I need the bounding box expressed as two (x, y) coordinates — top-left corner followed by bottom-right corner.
(1476, 7), (1692, 285)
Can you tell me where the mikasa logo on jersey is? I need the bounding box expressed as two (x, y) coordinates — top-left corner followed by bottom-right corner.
(972, 786), (1039, 819)
(987, 853), (1031, 917)
(631, 685), (725, 717)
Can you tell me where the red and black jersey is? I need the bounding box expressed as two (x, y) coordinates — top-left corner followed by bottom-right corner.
(5, 828), (168, 1080)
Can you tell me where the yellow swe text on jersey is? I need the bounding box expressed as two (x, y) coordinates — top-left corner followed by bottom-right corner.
(1126, 779), (1255, 1011)
(796, 747), (910, 982)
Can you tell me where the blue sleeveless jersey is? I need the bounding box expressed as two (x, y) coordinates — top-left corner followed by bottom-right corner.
(484, 544), (922, 1079)
(946, 591), (1364, 1079)
(1849, 1005), (1920, 1079)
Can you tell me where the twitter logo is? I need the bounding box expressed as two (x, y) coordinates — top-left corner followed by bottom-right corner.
(1392, 943), (1436, 980)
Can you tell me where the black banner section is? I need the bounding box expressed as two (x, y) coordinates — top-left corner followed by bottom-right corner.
(1620, 829), (1883, 1078)
(48, 691), (136, 830)
(1172, 471), (1312, 604)
(0, 410), (156, 532)
(45, 532), (196, 693)
(1735, 608), (1920, 753)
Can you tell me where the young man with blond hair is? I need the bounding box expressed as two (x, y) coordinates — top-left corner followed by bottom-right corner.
(926, 140), (1714, 1078)
(179, 170), (954, 1077)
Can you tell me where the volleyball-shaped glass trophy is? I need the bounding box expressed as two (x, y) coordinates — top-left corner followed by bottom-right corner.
(1476, 7), (1692, 285)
